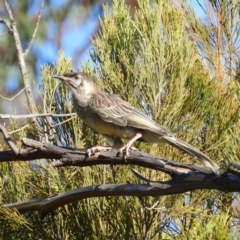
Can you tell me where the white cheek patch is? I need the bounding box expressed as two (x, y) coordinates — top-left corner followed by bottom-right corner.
(76, 79), (83, 87)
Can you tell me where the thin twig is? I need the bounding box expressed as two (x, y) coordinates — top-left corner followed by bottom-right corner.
(196, 0), (208, 15)
(0, 86), (27, 101)
(0, 124), (30, 155)
(24, 0), (44, 57)
(131, 168), (150, 183)
(130, 19), (146, 49)
(45, 115), (77, 128)
(0, 18), (13, 34)
(145, 197), (161, 210)
(0, 113), (76, 119)
(8, 120), (36, 134)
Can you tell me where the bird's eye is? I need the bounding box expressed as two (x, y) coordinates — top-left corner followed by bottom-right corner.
(74, 75), (83, 87)
(73, 75), (82, 87)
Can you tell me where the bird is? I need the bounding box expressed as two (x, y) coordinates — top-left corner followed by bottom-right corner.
(53, 71), (219, 169)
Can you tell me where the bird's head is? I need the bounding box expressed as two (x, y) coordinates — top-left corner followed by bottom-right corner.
(53, 72), (99, 96)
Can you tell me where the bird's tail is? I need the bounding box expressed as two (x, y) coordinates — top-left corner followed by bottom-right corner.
(162, 135), (219, 169)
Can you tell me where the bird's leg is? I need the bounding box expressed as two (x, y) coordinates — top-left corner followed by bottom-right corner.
(120, 133), (142, 157)
(87, 137), (124, 156)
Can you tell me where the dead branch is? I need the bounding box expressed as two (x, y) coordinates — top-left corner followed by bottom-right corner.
(2, 169), (240, 217)
(0, 126), (214, 175)
(1, 124), (240, 216)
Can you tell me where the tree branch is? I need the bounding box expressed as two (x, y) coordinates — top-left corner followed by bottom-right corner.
(0, 125), (31, 156)
(0, 86), (27, 101)
(0, 125), (239, 217)
(23, 0), (44, 57)
(2, 170), (239, 217)
(0, 18), (13, 34)
(0, 124), (219, 176)
(0, 133), (214, 176)
(2, 0), (35, 112)
(0, 113), (76, 119)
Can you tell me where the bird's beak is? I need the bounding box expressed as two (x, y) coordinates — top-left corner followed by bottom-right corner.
(52, 74), (65, 81)
(53, 74), (75, 88)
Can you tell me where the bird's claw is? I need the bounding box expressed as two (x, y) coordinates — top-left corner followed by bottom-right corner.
(87, 146), (113, 156)
(120, 145), (138, 161)
(130, 146), (138, 151)
(120, 146), (129, 161)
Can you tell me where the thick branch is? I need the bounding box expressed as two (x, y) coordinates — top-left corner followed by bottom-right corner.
(0, 134), (214, 175)
(0, 124), (219, 175)
(2, 171), (240, 216)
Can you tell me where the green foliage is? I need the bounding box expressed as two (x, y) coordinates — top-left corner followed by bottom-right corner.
(0, 0), (239, 239)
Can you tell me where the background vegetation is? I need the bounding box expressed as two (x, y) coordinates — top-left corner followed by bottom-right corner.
(0, 0), (239, 239)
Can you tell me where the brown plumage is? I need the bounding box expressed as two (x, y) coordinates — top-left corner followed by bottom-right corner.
(53, 72), (218, 169)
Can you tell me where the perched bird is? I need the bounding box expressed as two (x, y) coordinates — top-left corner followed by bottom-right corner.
(53, 72), (218, 169)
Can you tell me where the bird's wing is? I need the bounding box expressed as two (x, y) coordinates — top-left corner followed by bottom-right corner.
(126, 108), (172, 135)
(89, 93), (171, 135)
(89, 93), (133, 126)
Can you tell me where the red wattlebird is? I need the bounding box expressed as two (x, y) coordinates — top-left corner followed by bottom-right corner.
(53, 72), (219, 170)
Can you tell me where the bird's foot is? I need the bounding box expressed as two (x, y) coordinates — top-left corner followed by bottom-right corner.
(120, 133), (142, 160)
(120, 145), (139, 161)
(87, 146), (113, 156)
(120, 145), (138, 155)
